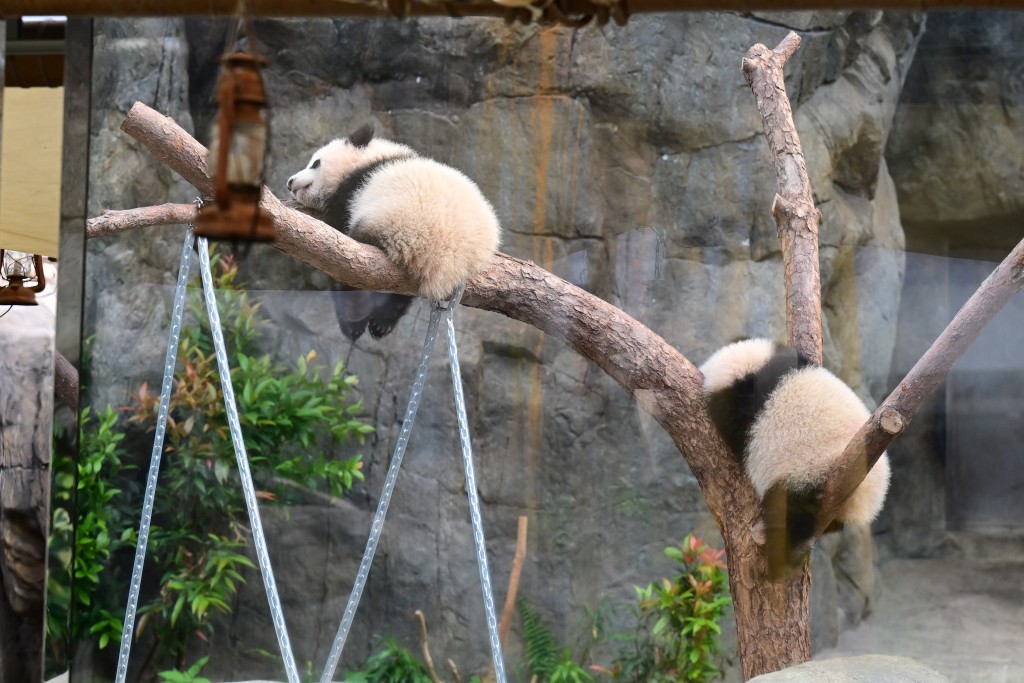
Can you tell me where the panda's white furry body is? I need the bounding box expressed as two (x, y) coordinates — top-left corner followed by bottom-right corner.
(700, 338), (890, 569)
(288, 126), (501, 304)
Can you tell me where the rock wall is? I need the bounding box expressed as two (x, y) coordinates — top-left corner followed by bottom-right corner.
(78, 12), (926, 681)
(0, 287), (56, 683)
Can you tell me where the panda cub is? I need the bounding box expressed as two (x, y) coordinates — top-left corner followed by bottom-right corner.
(700, 338), (890, 573)
(287, 124), (501, 340)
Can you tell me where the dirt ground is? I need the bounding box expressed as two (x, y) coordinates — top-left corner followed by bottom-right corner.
(817, 555), (1024, 682)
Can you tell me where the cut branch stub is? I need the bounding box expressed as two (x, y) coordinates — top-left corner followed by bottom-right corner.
(743, 32), (822, 364)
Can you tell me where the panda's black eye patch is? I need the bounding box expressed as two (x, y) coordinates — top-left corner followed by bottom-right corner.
(311, 159), (321, 170)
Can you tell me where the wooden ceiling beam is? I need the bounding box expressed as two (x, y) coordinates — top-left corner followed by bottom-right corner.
(0, 0), (1022, 19)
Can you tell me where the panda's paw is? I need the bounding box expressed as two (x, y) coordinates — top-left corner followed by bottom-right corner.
(751, 520), (767, 546)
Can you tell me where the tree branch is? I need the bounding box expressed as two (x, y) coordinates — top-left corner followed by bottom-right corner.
(120, 106), (213, 198)
(497, 516), (527, 648)
(87, 203), (198, 240)
(815, 235), (1024, 537)
(742, 32), (822, 364)
(116, 102), (747, 532)
(415, 610), (445, 683)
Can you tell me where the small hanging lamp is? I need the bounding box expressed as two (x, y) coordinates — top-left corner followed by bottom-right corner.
(196, 50), (275, 242)
(0, 250), (46, 306)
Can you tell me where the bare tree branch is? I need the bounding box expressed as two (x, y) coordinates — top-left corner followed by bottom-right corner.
(742, 32), (823, 365)
(87, 203), (198, 240)
(120, 106), (213, 198)
(497, 516), (528, 647)
(815, 235), (1024, 537)
(415, 610), (445, 683)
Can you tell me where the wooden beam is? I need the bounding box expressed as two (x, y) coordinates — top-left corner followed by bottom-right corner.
(1, 0), (1023, 19)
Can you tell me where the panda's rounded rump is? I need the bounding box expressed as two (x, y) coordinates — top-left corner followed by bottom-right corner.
(349, 157), (501, 300)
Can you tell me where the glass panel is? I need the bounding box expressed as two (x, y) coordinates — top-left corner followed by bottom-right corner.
(67, 11), (1024, 683)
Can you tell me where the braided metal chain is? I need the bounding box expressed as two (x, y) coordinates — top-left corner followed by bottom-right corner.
(319, 302), (448, 683)
(443, 297), (508, 683)
(196, 237), (301, 683)
(115, 226), (196, 683)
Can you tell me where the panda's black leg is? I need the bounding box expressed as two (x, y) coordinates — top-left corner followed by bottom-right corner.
(761, 483), (821, 578)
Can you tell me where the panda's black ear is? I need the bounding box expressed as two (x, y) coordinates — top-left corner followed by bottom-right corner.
(348, 124), (375, 148)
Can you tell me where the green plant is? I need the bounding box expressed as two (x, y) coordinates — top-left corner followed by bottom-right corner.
(47, 405), (135, 657)
(520, 598), (558, 681)
(158, 655), (213, 683)
(550, 651), (594, 683)
(47, 250), (372, 677)
(519, 598), (593, 683)
(605, 535), (730, 683)
(346, 637), (433, 683)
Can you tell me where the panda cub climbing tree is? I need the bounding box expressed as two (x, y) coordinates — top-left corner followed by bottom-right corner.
(700, 338), (891, 576)
(288, 124), (501, 340)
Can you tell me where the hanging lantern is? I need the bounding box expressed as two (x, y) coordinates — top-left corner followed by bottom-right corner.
(196, 51), (275, 242)
(0, 250), (46, 306)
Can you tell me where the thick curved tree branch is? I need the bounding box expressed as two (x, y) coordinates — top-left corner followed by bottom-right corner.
(114, 103), (746, 523)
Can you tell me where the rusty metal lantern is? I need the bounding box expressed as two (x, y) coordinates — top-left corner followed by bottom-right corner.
(196, 51), (275, 242)
(0, 250), (46, 306)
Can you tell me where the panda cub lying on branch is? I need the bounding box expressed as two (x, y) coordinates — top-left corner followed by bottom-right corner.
(700, 338), (890, 576)
(288, 124), (501, 340)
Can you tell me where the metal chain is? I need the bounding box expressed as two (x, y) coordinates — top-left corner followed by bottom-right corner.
(319, 301), (448, 683)
(443, 294), (508, 683)
(196, 237), (301, 683)
(115, 226), (196, 683)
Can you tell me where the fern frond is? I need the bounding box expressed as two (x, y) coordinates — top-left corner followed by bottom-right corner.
(518, 598), (558, 682)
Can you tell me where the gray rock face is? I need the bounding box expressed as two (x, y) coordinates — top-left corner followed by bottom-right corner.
(749, 654), (950, 682)
(887, 12), (1024, 228)
(0, 302), (55, 683)
(79, 11), (930, 681)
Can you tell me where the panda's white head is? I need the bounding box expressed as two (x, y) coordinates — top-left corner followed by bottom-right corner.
(286, 124), (417, 210)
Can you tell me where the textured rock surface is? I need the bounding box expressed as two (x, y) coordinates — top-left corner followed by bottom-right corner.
(0, 285), (55, 683)
(78, 12), (930, 680)
(750, 654), (949, 682)
(887, 12), (1024, 229)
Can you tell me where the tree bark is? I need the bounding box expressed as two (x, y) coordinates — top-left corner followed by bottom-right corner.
(733, 32), (822, 674)
(742, 32), (822, 365)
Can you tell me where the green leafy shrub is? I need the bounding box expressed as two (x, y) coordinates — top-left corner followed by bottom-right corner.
(47, 250), (371, 676)
(604, 535), (730, 683)
(346, 637), (433, 683)
(158, 656), (212, 683)
(48, 405), (135, 657)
